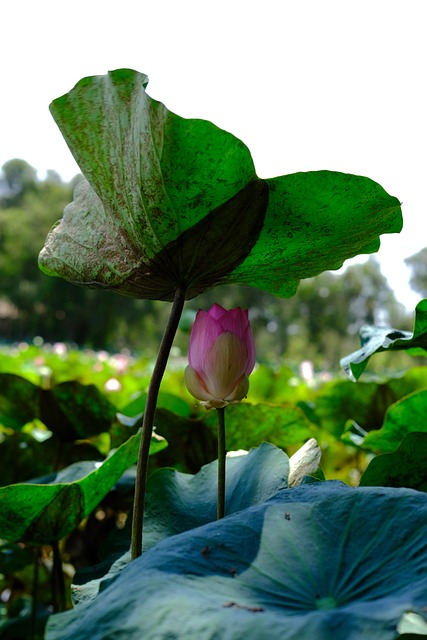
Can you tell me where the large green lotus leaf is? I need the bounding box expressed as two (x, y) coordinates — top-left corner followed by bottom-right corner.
(142, 441), (289, 546)
(204, 402), (316, 450)
(39, 69), (265, 301)
(360, 432), (427, 491)
(361, 389), (427, 453)
(0, 432), (166, 545)
(341, 299), (427, 380)
(39, 69), (402, 301)
(46, 483), (427, 640)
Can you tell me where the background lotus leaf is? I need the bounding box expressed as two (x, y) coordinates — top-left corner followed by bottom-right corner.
(204, 402), (316, 449)
(0, 373), (117, 440)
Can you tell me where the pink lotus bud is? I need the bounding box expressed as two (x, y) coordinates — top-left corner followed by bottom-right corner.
(184, 304), (256, 410)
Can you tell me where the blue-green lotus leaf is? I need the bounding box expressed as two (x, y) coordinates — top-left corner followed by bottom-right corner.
(46, 483), (427, 640)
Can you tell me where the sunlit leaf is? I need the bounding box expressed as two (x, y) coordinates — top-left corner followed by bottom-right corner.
(341, 299), (427, 380)
(361, 389), (427, 453)
(39, 69), (402, 301)
(231, 170), (402, 296)
(46, 483), (427, 640)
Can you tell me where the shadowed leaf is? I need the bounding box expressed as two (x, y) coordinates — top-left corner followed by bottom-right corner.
(360, 432), (427, 491)
(0, 374), (117, 440)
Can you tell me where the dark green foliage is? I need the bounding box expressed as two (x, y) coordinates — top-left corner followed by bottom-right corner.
(360, 432), (427, 491)
(0, 373), (116, 438)
(1, 348), (427, 638)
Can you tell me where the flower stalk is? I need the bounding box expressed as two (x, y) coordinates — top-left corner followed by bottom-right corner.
(216, 407), (226, 519)
(131, 286), (186, 559)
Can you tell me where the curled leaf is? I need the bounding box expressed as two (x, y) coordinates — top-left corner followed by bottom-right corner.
(341, 299), (427, 380)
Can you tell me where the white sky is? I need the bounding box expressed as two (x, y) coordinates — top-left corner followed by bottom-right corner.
(1, 0), (426, 311)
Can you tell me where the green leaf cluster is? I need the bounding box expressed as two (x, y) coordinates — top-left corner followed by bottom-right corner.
(1, 351), (427, 638)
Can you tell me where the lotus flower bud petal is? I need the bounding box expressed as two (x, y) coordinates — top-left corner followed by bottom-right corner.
(184, 365), (216, 403)
(185, 304), (255, 409)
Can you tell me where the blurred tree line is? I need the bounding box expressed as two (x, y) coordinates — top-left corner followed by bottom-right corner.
(0, 159), (422, 370)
